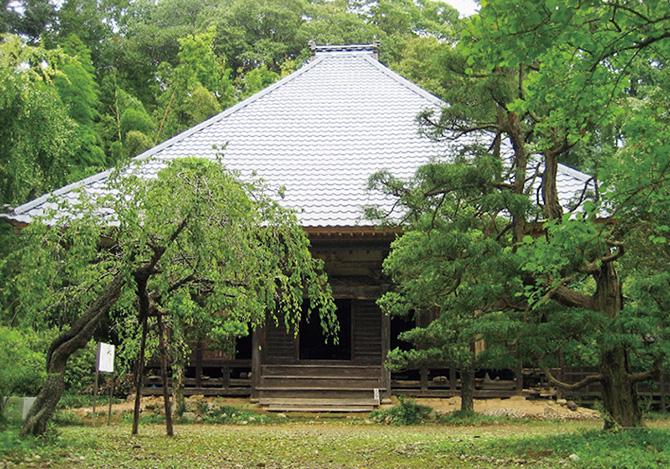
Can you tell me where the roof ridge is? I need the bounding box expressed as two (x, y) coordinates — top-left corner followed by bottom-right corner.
(311, 43), (378, 55)
(361, 55), (591, 183)
(361, 55), (444, 108)
(11, 55), (327, 215)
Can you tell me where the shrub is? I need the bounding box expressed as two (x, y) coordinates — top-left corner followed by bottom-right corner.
(63, 340), (96, 393)
(370, 397), (433, 425)
(0, 327), (45, 415)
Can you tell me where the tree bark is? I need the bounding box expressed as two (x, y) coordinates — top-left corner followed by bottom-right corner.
(156, 312), (174, 436)
(600, 346), (641, 428)
(460, 368), (475, 413)
(541, 150), (563, 220)
(21, 273), (126, 436)
(594, 262), (641, 428)
(173, 362), (186, 418)
(131, 312), (149, 436)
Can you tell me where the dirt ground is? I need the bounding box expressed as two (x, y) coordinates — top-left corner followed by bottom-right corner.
(409, 396), (600, 420)
(74, 394), (599, 420)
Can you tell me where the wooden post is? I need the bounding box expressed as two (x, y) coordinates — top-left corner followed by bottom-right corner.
(93, 342), (100, 414)
(157, 313), (174, 437)
(222, 366), (231, 389)
(195, 341), (203, 388)
(420, 368), (428, 393)
(131, 313), (148, 436)
(251, 326), (262, 400)
(557, 351), (566, 400)
(107, 375), (115, 426)
(381, 311), (391, 398)
(515, 362), (523, 393)
(92, 369), (99, 414)
(449, 366), (457, 392)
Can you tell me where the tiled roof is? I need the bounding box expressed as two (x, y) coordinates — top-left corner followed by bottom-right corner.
(3, 45), (594, 227)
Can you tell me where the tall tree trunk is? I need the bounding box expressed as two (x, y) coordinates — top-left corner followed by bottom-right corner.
(156, 312), (174, 436)
(594, 262), (641, 428)
(173, 362), (186, 418)
(460, 368), (475, 413)
(600, 346), (641, 428)
(131, 312), (148, 436)
(22, 273), (126, 436)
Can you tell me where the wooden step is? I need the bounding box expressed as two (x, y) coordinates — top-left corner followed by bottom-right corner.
(256, 387), (384, 400)
(265, 405), (374, 413)
(260, 376), (381, 388)
(259, 397), (379, 407)
(262, 364), (381, 377)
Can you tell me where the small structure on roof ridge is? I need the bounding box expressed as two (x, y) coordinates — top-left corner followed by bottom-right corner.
(309, 42), (380, 58)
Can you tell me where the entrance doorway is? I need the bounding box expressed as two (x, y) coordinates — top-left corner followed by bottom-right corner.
(299, 299), (352, 360)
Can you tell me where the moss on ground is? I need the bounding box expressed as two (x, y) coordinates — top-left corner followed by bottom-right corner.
(1, 416), (669, 468)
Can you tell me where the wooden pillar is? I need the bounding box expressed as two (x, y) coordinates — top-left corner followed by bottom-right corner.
(449, 366), (457, 392)
(556, 351), (566, 399)
(195, 341), (203, 388)
(515, 362), (523, 393)
(222, 366), (230, 390)
(381, 312), (391, 398)
(251, 326), (262, 400)
(420, 368), (428, 393)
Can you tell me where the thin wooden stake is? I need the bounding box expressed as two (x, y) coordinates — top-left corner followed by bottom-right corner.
(132, 313), (149, 436)
(157, 312), (174, 436)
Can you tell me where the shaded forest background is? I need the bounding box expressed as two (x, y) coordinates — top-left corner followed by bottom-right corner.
(0, 0), (462, 208)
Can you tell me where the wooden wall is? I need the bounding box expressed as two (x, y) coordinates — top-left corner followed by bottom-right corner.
(259, 234), (393, 367)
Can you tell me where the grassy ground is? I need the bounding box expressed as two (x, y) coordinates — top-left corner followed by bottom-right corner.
(2, 417), (670, 468)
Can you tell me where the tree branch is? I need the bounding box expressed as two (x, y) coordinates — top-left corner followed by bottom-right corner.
(549, 285), (595, 310)
(543, 367), (603, 390)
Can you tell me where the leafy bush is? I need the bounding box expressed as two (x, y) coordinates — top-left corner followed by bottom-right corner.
(63, 340), (96, 393)
(0, 327), (45, 415)
(52, 410), (83, 426)
(370, 397), (433, 425)
(57, 392), (122, 410)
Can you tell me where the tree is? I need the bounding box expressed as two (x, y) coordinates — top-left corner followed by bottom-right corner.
(371, 0), (670, 428)
(55, 34), (108, 176)
(0, 34), (79, 205)
(469, 0), (670, 428)
(6, 157), (336, 436)
(155, 27), (234, 141)
(371, 155), (526, 413)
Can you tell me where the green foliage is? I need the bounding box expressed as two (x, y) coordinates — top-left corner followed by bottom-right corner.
(3, 157), (337, 425)
(0, 35), (79, 205)
(369, 397), (433, 425)
(62, 341), (96, 394)
(0, 327), (45, 410)
(372, 156), (525, 382)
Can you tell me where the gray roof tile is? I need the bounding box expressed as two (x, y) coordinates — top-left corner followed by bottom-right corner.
(4, 46), (594, 227)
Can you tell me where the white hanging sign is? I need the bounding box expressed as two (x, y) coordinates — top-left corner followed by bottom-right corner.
(97, 342), (115, 373)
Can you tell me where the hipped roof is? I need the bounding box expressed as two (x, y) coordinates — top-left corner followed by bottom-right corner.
(3, 44), (593, 228)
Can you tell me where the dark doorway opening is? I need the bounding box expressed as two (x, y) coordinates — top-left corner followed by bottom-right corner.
(235, 331), (252, 360)
(299, 299), (352, 360)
